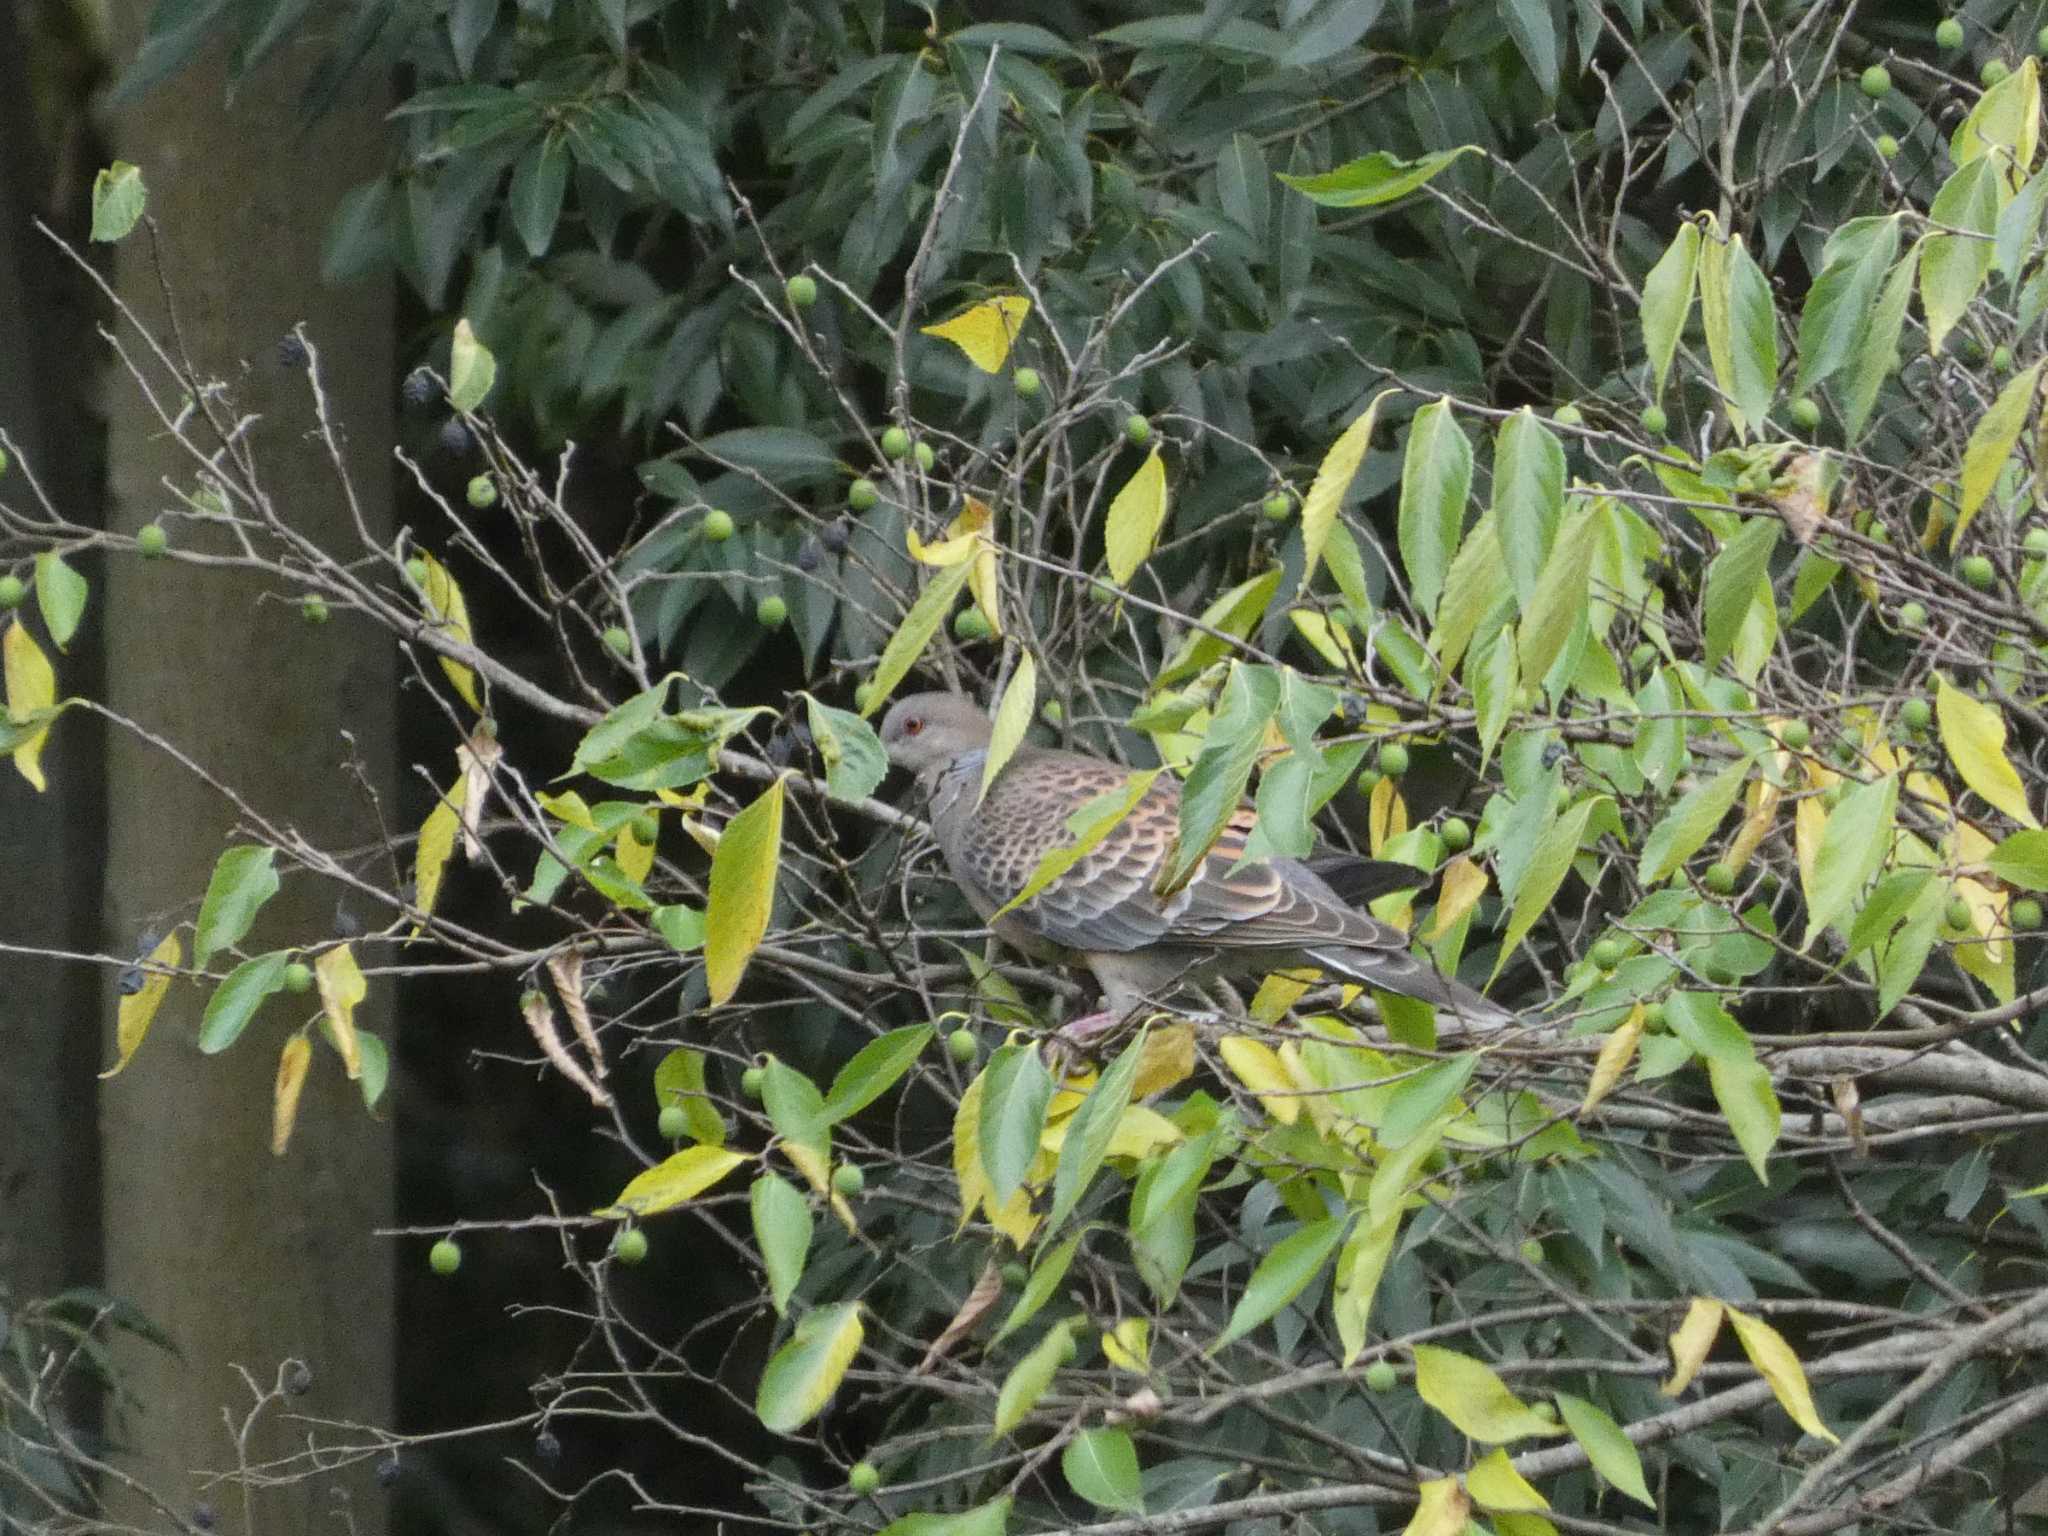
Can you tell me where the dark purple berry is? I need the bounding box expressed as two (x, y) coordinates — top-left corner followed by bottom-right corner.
(402, 370), (437, 407)
(796, 541), (822, 572)
(277, 335), (310, 369)
(375, 1455), (401, 1487)
(193, 1504), (217, 1531)
(438, 418), (471, 455)
(818, 518), (851, 555)
(284, 1362), (313, 1396)
(533, 1431), (562, 1465)
(117, 966), (145, 996)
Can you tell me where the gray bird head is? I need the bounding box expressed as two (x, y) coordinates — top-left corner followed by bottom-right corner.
(880, 691), (993, 774)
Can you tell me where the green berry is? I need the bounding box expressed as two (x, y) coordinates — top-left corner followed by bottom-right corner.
(1439, 817), (1471, 852)
(2013, 897), (2043, 930)
(1640, 1000), (1666, 1029)
(1630, 641), (1659, 670)
(881, 425), (912, 460)
(1355, 769), (1382, 795)
(1860, 64), (1892, 98)
(740, 1065), (767, 1101)
(1124, 414), (1151, 446)
(1993, 345), (2015, 372)
(1897, 601), (1928, 630)
(1088, 579), (1118, 606)
(855, 683), (878, 712)
(1790, 397), (1821, 430)
(832, 1163), (865, 1197)
(1937, 17), (1964, 50)
(914, 441), (935, 471)
(630, 813), (659, 845)
(1947, 895), (1975, 932)
(406, 557), (429, 587)
(756, 595), (788, 628)
(703, 508), (735, 542)
(300, 594), (330, 625)
(466, 475), (497, 509)
(429, 1238), (463, 1276)
(1591, 938), (1626, 970)
(1377, 742), (1410, 777)
(603, 625), (632, 658)
(847, 478), (879, 512)
(1703, 863), (1737, 896)
(1040, 700), (1064, 727)
(611, 1227), (649, 1265)
(1364, 1360), (1398, 1393)
(1518, 1238), (1545, 1264)
(1876, 133), (1901, 159)
(1961, 554), (1997, 589)
(1001, 1261), (1029, 1288)
(1780, 720), (1811, 750)
(1014, 367), (1041, 397)
(658, 1105), (687, 1140)
(1823, 782), (1848, 810)
(2025, 528), (2048, 556)
(847, 1462), (881, 1496)
(283, 962), (314, 994)
(947, 1028), (978, 1065)
(1902, 696), (1933, 731)
(1552, 403), (1584, 426)
(952, 606), (992, 641)
(1262, 492), (1293, 521)
(0, 574), (23, 610)
(1983, 58), (2011, 86)
(786, 274), (818, 308)
(137, 522), (169, 559)
(1640, 404), (1668, 436)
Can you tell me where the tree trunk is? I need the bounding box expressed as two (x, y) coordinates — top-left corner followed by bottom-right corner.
(98, 18), (396, 1534)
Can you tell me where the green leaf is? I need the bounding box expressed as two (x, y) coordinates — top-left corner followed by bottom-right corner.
(751, 1172), (813, 1315)
(1956, 361), (2044, 546)
(1160, 663), (1279, 895)
(1492, 409), (1566, 607)
(1397, 397), (1473, 621)
(1155, 569), (1282, 687)
(1710, 1055), (1781, 1184)
(1493, 796), (1606, 981)
(1802, 773), (1898, 948)
(1063, 1428), (1143, 1514)
(652, 903), (706, 951)
(822, 1025), (935, 1123)
(978, 1044), (1054, 1205)
(1636, 753), (1754, 886)
(803, 696), (888, 803)
(1298, 391), (1394, 594)
(1104, 450), (1169, 585)
(1702, 519), (1779, 669)
(755, 1301), (863, 1434)
(1413, 1344), (1564, 1444)
(1430, 517), (1509, 678)
(1555, 1392), (1655, 1508)
(980, 654), (1037, 805)
(1937, 678), (2040, 828)
(1793, 216), (1901, 397)
(861, 559), (975, 717)
(355, 1030), (389, 1111)
(1498, 0), (1558, 94)
(197, 951), (291, 1054)
(1846, 869), (1935, 957)
(1278, 145), (1480, 207)
(1046, 1030), (1145, 1236)
(193, 845), (281, 970)
(1921, 159), (2002, 356)
(600, 1145), (749, 1218)
(1989, 829), (2048, 890)
(1380, 1054), (1477, 1150)
(1516, 496), (1601, 687)
(90, 162), (147, 241)
(762, 1057), (830, 1162)
(448, 316), (497, 412)
(995, 1228), (1083, 1344)
(1662, 990), (1754, 1066)
(1844, 248), (1918, 442)
(1640, 222), (1700, 399)
(1127, 1121), (1221, 1306)
(1699, 229), (1778, 437)
(1211, 1215), (1347, 1350)
(34, 553), (88, 651)
(705, 776), (785, 1007)
(652, 1046), (725, 1146)
(993, 1318), (1077, 1438)
(878, 1498), (1011, 1536)
(508, 134), (570, 257)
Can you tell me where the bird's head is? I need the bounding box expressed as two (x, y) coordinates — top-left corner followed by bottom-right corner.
(879, 691), (994, 775)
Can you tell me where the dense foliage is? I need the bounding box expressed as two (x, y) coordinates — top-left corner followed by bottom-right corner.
(13, 2), (2048, 1535)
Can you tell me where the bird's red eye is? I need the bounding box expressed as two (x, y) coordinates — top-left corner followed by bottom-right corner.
(905, 717), (924, 735)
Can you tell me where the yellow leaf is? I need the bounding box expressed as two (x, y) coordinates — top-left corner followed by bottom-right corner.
(103, 932), (180, 1077)
(1727, 1306), (1839, 1443)
(598, 1145), (749, 1218)
(4, 618), (56, 791)
(1413, 1344), (1567, 1443)
(1584, 1004), (1645, 1114)
(616, 814), (656, 884)
(1300, 391), (1396, 594)
(1101, 1318), (1150, 1372)
(1726, 766), (1784, 872)
(1368, 775), (1408, 854)
(1401, 1476), (1471, 1536)
(705, 777), (785, 1006)
(1104, 449), (1169, 585)
(1661, 1297), (1725, 1396)
(756, 1300), (865, 1434)
(271, 1033), (312, 1156)
(980, 654), (1037, 806)
(539, 789), (600, 831)
(1937, 677), (2039, 827)
(410, 550), (482, 711)
(951, 1069), (1040, 1246)
(1102, 1104), (1183, 1159)
(1956, 362), (2042, 546)
(314, 944), (366, 1080)
(1427, 856), (1488, 940)
(1466, 1447), (1551, 1513)
(448, 316), (496, 412)
(1333, 1211), (1400, 1365)
(1249, 971), (1315, 1024)
(1289, 609), (1363, 670)
(1219, 1036), (1300, 1123)
(919, 294), (1030, 372)
(1129, 1022), (1196, 1098)
(413, 782), (464, 928)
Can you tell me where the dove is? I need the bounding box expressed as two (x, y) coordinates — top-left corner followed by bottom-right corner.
(878, 691), (1513, 1031)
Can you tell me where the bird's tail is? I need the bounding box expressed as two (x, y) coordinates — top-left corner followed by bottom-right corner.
(1301, 945), (1518, 1032)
